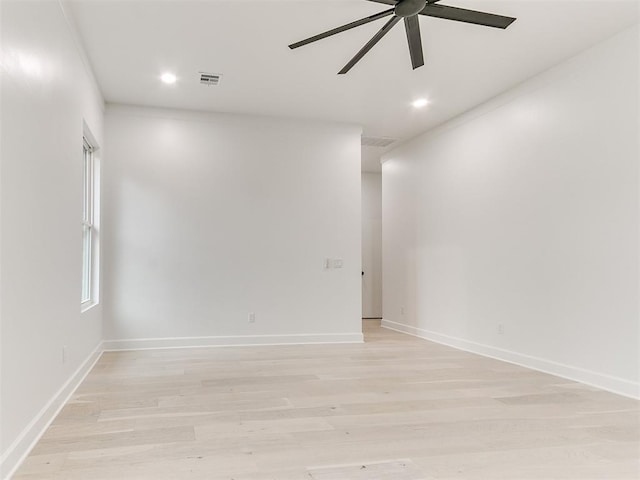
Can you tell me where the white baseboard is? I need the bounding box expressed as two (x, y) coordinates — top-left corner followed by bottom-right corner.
(381, 319), (639, 400)
(1, 331), (362, 478)
(0, 343), (103, 480)
(102, 332), (364, 351)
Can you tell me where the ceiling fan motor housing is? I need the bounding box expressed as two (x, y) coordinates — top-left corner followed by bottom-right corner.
(395, 0), (427, 17)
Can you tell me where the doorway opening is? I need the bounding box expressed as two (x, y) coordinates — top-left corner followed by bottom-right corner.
(362, 171), (382, 320)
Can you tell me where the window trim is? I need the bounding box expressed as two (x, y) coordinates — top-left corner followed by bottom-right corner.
(81, 134), (99, 311)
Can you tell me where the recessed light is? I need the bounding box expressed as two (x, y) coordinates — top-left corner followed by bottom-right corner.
(160, 72), (177, 84)
(412, 98), (429, 109)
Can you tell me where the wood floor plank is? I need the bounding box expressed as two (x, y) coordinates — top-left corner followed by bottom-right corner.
(13, 321), (639, 479)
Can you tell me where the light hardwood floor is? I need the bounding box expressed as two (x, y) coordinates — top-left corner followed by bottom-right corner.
(15, 321), (640, 479)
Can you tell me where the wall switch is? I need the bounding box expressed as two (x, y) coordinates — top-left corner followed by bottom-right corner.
(400, 307), (405, 315)
(248, 312), (256, 323)
(498, 324), (504, 334)
(324, 258), (332, 270)
(333, 258), (343, 268)
(62, 345), (68, 364)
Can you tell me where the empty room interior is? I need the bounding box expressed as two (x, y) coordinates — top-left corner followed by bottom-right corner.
(1, 0), (639, 478)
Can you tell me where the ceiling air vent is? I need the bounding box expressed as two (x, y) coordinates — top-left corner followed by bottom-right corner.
(361, 136), (397, 148)
(199, 72), (222, 86)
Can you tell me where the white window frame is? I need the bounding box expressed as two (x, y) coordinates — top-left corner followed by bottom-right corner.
(81, 135), (98, 309)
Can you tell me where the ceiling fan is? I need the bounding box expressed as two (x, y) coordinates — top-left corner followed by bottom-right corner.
(289, 0), (516, 74)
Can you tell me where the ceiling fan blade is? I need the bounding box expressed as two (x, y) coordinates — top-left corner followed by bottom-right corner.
(365, 0), (442, 4)
(289, 8), (395, 49)
(419, 4), (516, 29)
(339, 15), (401, 74)
(404, 15), (424, 70)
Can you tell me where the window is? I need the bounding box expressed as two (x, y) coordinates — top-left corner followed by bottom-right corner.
(82, 136), (97, 307)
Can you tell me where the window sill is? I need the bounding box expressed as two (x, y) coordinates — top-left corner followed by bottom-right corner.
(81, 301), (99, 313)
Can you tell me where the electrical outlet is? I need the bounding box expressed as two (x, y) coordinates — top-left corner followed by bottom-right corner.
(248, 312), (256, 324)
(332, 259), (343, 269)
(62, 345), (68, 364)
(498, 324), (504, 335)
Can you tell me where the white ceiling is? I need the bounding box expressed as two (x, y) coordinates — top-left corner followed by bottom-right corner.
(68, 0), (638, 172)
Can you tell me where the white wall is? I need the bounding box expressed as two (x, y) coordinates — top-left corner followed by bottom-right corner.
(382, 25), (639, 398)
(362, 172), (382, 318)
(0, 1), (104, 477)
(103, 105), (362, 346)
